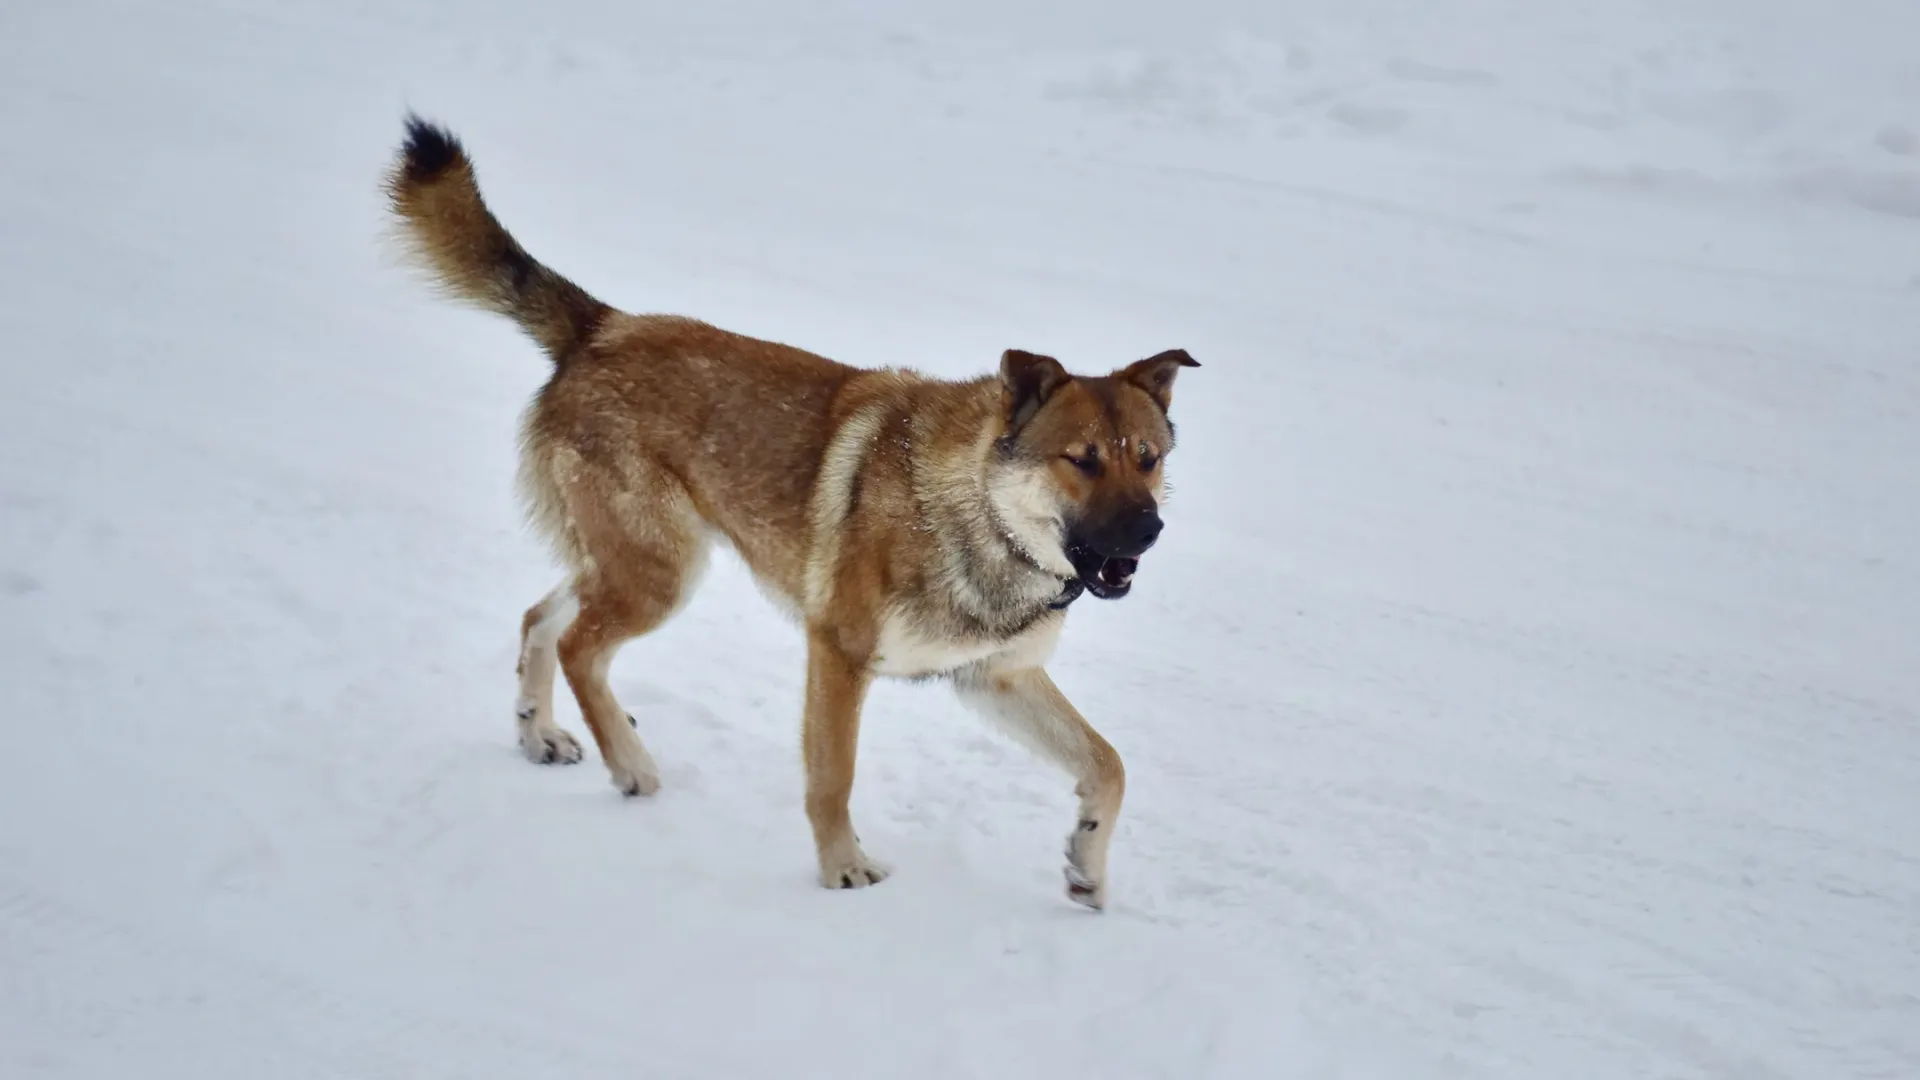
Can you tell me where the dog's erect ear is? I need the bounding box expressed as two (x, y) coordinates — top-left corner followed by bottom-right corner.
(1120, 348), (1200, 411)
(1000, 349), (1071, 433)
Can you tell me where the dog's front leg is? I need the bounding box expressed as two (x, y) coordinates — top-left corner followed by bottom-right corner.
(803, 630), (887, 889)
(956, 666), (1125, 910)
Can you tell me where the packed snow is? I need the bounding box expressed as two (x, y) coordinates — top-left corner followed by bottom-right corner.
(3, 0), (1917, 1076)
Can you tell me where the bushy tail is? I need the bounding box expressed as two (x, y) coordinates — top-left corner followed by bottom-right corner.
(383, 114), (611, 361)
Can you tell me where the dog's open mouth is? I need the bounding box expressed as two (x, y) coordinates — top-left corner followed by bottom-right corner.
(1067, 542), (1138, 600)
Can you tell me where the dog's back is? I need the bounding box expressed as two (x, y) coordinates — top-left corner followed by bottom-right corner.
(384, 114), (878, 600)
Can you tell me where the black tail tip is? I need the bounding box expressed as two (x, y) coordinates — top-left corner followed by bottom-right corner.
(398, 112), (465, 183)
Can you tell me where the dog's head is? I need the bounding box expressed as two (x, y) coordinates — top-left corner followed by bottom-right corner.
(988, 347), (1200, 600)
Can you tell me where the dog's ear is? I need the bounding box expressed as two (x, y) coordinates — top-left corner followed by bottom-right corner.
(1120, 348), (1200, 411)
(1000, 348), (1071, 433)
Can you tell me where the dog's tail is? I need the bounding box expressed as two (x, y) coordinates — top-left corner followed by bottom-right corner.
(383, 114), (612, 361)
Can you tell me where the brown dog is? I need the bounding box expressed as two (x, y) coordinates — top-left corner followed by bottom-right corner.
(383, 115), (1197, 909)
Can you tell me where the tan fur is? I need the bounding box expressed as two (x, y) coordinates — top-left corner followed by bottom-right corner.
(383, 116), (1199, 908)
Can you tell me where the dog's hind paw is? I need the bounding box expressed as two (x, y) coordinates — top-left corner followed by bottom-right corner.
(819, 851), (889, 891)
(519, 724), (584, 766)
(1063, 863), (1106, 910)
(1063, 832), (1108, 911)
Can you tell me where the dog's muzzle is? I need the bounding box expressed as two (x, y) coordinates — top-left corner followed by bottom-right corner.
(1065, 508), (1162, 600)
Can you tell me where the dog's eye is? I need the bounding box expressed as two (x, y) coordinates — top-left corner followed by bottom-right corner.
(1063, 453), (1101, 476)
(1139, 451), (1160, 472)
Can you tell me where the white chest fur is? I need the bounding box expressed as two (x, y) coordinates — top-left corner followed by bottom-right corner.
(871, 607), (1064, 679)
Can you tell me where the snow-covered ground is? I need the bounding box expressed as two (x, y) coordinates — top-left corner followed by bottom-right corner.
(3, 0), (1917, 1076)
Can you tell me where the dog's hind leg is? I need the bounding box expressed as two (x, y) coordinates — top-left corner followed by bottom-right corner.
(515, 582), (584, 764)
(559, 567), (696, 797)
(551, 461), (709, 798)
(955, 665), (1126, 911)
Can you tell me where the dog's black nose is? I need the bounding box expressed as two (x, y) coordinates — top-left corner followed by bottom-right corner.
(1098, 507), (1162, 556)
(1132, 510), (1164, 550)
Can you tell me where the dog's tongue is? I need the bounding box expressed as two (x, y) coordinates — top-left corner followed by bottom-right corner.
(1097, 557), (1138, 588)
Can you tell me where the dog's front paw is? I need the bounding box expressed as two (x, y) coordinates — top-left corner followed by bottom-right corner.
(608, 761), (661, 798)
(518, 722), (584, 766)
(819, 849), (889, 890)
(601, 738), (661, 797)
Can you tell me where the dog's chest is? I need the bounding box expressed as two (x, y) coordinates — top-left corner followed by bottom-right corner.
(871, 608), (1063, 679)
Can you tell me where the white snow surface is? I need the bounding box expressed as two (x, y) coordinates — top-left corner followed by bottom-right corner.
(3, 0), (1918, 1076)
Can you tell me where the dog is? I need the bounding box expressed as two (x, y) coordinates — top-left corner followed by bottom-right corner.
(382, 115), (1198, 910)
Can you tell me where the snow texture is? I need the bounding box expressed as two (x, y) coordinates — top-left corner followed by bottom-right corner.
(3, 0), (1917, 1077)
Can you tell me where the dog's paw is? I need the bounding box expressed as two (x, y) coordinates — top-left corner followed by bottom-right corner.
(609, 762), (661, 798)
(819, 851), (889, 890)
(518, 723), (584, 766)
(601, 737), (661, 797)
(1063, 862), (1106, 911)
(1063, 830), (1108, 911)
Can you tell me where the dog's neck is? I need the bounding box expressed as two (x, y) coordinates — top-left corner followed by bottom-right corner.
(911, 424), (1076, 632)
